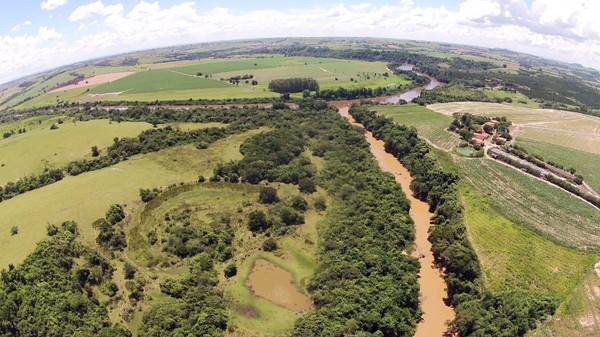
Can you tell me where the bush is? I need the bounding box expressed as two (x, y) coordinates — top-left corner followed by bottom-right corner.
(10, 226), (18, 236)
(279, 206), (304, 226)
(314, 197), (327, 211)
(291, 195), (308, 211)
(247, 210), (271, 232)
(262, 238), (278, 251)
(124, 262), (137, 279)
(298, 178), (317, 194)
(259, 186), (279, 204)
(224, 263), (237, 278)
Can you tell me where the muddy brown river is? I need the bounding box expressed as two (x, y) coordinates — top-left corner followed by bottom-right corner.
(338, 105), (455, 336)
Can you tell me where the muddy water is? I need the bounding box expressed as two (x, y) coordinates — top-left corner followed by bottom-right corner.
(245, 259), (313, 312)
(339, 106), (455, 337)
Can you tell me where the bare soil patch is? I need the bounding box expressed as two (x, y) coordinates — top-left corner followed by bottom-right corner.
(245, 259), (313, 312)
(49, 72), (135, 93)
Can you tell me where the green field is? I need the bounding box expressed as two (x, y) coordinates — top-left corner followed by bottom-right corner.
(16, 56), (411, 107)
(461, 182), (597, 298)
(0, 117), (152, 184)
(91, 69), (231, 94)
(517, 138), (600, 192)
(373, 103), (460, 151)
(0, 129), (264, 268)
(456, 157), (600, 250)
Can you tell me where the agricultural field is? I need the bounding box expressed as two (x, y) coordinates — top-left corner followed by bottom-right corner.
(517, 139), (600, 192)
(429, 102), (600, 154)
(15, 56), (411, 108)
(0, 129), (264, 268)
(0, 117), (152, 184)
(460, 182), (597, 299)
(372, 103), (460, 150)
(456, 157), (600, 250)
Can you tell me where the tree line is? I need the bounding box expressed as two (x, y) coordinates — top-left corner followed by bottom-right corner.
(350, 104), (558, 337)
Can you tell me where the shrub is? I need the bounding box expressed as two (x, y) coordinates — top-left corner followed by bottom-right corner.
(259, 186), (279, 204)
(298, 178), (317, 194)
(291, 195), (308, 211)
(262, 238), (278, 252)
(224, 263), (237, 278)
(10, 226), (18, 236)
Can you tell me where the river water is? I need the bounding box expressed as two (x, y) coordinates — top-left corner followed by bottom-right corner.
(336, 70), (454, 336)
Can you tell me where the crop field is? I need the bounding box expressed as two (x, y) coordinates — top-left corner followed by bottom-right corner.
(373, 103), (460, 150)
(517, 139), (600, 192)
(429, 102), (600, 154)
(455, 157), (600, 250)
(460, 182), (597, 298)
(0, 129), (263, 269)
(16, 56), (411, 107)
(0, 117), (152, 184)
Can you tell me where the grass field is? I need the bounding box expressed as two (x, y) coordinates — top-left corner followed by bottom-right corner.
(529, 268), (600, 337)
(455, 157), (600, 250)
(460, 182), (597, 298)
(0, 118), (152, 184)
(517, 139), (600, 192)
(372, 103), (460, 151)
(429, 102), (600, 154)
(0, 128), (264, 269)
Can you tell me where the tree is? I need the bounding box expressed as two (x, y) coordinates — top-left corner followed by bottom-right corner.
(124, 262), (137, 279)
(247, 210), (271, 232)
(298, 178), (317, 194)
(91, 145), (100, 157)
(224, 263), (237, 278)
(291, 195), (308, 211)
(10, 226), (18, 236)
(279, 206), (304, 226)
(262, 237), (277, 251)
(259, 186), (279, 204)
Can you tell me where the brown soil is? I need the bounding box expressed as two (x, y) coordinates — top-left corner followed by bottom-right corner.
(235, 304), (260, 319)
(339, 106), (455, 337)
(49, 72), (135, 93)
(245, 259), (313, 312)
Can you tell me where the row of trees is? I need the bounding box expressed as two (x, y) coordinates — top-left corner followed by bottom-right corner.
(268, 78), (319, 93)
(350, 104), (558, 336)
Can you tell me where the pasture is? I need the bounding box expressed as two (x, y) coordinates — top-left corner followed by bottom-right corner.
(456, 157), (600, 250)
(0, 117), (152, 184)
(0, 129), (264, 269)
(429, 102), (600, 154)
(373, 103), (460, 151)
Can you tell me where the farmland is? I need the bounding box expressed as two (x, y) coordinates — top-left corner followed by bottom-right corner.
(456, 157), (600, 250)
(13, 56), (411, 108)
(517, 139), (600, 192)
(0, 129), (264, 268)
(429, 102), (600, 154)
(372, 103), (460, 150)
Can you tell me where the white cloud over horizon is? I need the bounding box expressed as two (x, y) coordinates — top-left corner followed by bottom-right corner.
(41, 0), (68, 10)
(2, 0), (600, 85)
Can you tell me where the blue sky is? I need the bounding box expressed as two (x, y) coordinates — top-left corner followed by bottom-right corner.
(0, 0), (598, 84)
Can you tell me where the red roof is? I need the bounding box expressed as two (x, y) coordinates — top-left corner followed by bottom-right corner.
(473, 132), (490, 140)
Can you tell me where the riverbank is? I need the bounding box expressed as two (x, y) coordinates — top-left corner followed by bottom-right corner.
(339, 105), (455, 336)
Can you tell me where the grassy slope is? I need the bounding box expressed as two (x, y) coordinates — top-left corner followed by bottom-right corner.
(373, 103), (460, 150)
(0, 129), (264, 269)
(517, 138), (600, 192)
(456, 157), (600, 250)
(0, 118), (152, 184)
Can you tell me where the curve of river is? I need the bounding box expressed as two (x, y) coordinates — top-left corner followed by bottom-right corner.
(335, 69), (455, 336)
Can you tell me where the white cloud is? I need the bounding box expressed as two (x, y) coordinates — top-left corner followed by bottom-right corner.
(10, 20), (33, 32)
(3, 0), (600, 85)
(69, 1), (124, 21)
(41, 0), (67, 10)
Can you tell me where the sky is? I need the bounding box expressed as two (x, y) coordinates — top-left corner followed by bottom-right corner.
(0, 0), (598, 84)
